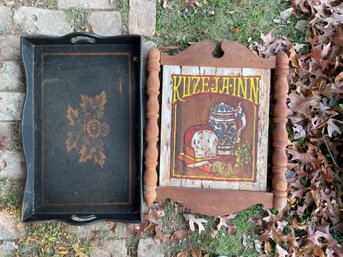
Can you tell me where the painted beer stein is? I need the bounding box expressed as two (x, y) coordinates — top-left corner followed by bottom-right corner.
(207, 102), (246, 155)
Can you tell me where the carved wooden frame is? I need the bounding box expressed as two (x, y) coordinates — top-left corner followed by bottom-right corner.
(144, 40), (289, 216)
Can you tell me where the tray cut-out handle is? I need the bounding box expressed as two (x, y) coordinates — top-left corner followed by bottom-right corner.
(66, 214), (98, 225)
(60, 32), (101, 44)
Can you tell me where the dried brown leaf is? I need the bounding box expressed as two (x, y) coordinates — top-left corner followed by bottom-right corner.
(171, 229), (188, 241)
(288, 91), (320, 117)
(288, 143), (321, 166)
(176, 251), (188, 257)
(191, 246), (203, 257)
(276, 244), (289, 257)
(154, 225), (172, 243)
(55, 246), (69, 255)
(264, 240), (272, 254)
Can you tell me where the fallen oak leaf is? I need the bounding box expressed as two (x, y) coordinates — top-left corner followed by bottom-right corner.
(288, 91), (320, 117)
(254, 239), (263, 254)
(191, 246), (209, 257)
(276, 244), (288, 257)
(242, 234), (250, 248)
(264, 240), (272, 254)
(72, 244), (87, 257)
(176, 251), (188, 257)
(146, 208), (162, 224)
(184, 214), (207, 234)
(154, 225), (172, 243)
(162, 0), (170, 9)
(55, 246), (69, 255)
(171, 229), (188, 241)
(142, 222), (158, 235)
(185, 0), (199, 6)
(326, 118), (342, 137)
(216, 214), (236, 235)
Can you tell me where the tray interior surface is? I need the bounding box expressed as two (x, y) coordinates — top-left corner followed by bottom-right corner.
(21, 34), (142, 224)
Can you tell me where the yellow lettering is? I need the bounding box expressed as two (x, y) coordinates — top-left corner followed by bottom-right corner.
(211, 77), (219, 93)
(201, 76), (210, 93)
(220, 77), (230, 94)
(249, 77), (260, 104)
(172, 75), (184, 104)
(171, 74), (260, 105)
(230, 77), (236, 96)
(191, 76), (201, 94)
(183, 76), (191, 98)
(238, 77), (247, 99)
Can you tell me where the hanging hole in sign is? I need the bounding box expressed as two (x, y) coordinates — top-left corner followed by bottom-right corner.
(212, 43), (224, 58)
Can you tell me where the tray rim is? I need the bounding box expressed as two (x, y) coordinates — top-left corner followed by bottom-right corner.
(21, 32), (143, 225)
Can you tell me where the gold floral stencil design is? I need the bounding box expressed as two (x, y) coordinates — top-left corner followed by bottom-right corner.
(66, 91), (110, 167)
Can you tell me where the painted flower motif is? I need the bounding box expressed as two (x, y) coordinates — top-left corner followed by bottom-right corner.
(65, 91), (110, 168)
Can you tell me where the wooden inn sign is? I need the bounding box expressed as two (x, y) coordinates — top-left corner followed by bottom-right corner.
(144, 40), (289, 216)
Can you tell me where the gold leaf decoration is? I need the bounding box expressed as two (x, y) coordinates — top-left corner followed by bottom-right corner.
(66, 106), (78, 126)
(66, 91), (110, 168)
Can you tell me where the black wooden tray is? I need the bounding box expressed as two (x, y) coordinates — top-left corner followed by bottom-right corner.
(21, 32), (143, 224)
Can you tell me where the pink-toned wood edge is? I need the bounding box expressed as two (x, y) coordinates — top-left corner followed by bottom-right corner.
(143, 48), (160, 206)
(156, 187), (273, 216)
(144, 41), (289, 215)
(272, 52), (289, 211)
(160, 40), (276, 68)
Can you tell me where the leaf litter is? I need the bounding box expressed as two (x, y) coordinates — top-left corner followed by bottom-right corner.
(249, 0), (343, 255)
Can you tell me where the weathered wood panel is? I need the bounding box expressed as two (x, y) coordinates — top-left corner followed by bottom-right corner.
(159, 65), (270, 191)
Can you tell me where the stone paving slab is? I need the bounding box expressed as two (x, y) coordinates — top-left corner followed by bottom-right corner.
(71, 221), (115, 239)
(129, 0), (156, 36)
(0, 122), (15, 150)
(58, 0), (115, 10)
(0, 61), (23, 91)
(0, 214), (22, 241)
(0, 35), (20, 60)
(88, 11), (121, 36)
(0, 5), (13, 34)
(0, 92), (25, 121)
(0, 241), (18, 257)
(0, 150), (25, 180)
(90, 239), (127, 257)
(137, 238), (164, 257)
(14, 7), (73, 36)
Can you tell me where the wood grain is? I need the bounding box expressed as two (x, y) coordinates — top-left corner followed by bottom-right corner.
(157, 186), (273, 216)
(160, 40), (276, 68)
(144, 48), (160, 206)
(272, 52), (289, 211)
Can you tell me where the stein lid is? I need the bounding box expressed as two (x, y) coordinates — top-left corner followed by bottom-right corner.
(210, 102), (234, 114)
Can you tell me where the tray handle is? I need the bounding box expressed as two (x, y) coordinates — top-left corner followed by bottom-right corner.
(66, 214), (98, 225)
(59, 32), (102, 44)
